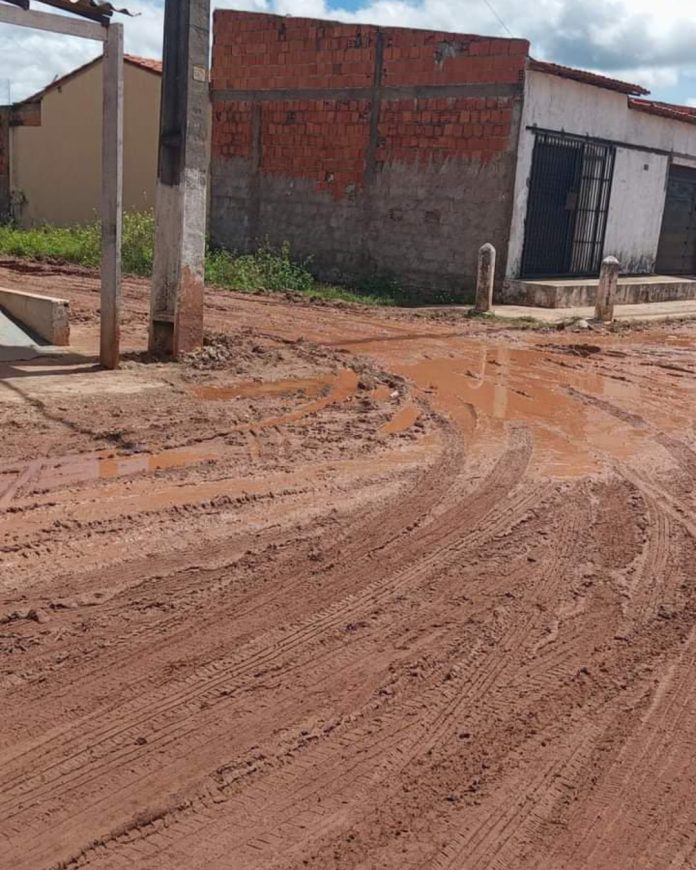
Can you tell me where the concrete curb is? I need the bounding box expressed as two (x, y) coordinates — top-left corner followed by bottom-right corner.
(0, 286), (70, 346)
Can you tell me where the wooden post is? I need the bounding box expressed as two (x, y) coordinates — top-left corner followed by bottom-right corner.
(149, 0), (211, 358)
(100, 22), (123, 369)
(595, 256), (619, 323)
(475, 243), (496, 312)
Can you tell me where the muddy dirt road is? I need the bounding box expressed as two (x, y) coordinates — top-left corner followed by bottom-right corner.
(2, 261), (696, 870)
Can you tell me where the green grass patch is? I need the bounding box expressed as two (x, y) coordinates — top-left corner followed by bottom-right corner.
(0, 212), (459, 309)
(0, 210), (156, 276)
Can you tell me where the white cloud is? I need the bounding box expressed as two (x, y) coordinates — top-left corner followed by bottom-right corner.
(2, 0), (696, 101)
(612, 66), (680, 91)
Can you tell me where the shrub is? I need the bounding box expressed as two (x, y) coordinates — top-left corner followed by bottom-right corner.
(121, 209), (155, 275)
(205, 241), (314, 292)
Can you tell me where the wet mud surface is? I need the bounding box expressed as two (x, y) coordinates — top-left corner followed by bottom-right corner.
(2, 260), (696, 870)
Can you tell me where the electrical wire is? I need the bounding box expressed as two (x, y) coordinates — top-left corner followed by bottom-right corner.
(480, 0), (516, 38)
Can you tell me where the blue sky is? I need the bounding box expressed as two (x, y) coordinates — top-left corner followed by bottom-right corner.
(2, 0), (696, 105)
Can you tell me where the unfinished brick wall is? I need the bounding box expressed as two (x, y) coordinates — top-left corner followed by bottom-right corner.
(210, 12), (529, 299)
(0, 108), (9, 223)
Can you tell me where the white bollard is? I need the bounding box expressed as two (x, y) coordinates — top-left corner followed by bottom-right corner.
(595, 256), (620, 323)
(475, 243), (496, 313)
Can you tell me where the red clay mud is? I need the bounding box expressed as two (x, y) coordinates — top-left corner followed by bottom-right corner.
(1, 260), (696, 870)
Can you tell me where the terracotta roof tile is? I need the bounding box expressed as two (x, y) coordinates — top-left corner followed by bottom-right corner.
(628, 98), (696, 125)
(124, 55), (163, 75)
(529, 59), (649, 96)
(16, 54), (161, 105)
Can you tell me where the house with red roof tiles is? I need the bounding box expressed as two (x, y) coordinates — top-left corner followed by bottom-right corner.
(209, 11), (696, 303)
(507, 59), (696, 293)
(3, 54), (161, 227)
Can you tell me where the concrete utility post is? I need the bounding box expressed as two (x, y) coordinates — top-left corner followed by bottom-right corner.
(595, 256), (620, 323)
(0, 2), (124, 369)
(100, 22), (124, 370)
(475, 243), (496, 313)
(149, 0), (211, 358)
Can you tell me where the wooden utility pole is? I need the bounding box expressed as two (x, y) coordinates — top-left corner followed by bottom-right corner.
(149, 0), (211, 358)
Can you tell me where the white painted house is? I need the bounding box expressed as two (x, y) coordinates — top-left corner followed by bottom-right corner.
(504, 60), (696, 305)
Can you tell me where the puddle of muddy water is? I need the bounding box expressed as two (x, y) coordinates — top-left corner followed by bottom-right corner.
(370, 385), (393, 402)
(379, 406), (420, 436)
(1, 370), (361, 505)
(341, 336), (685, 479)
(191, 370), (357, 432)
(223, 369), (358, 434)
(5, 446), (222, 498)
(192, 376), (333, 401)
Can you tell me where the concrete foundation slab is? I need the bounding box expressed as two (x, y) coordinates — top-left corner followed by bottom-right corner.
(502, 275), (696, 308)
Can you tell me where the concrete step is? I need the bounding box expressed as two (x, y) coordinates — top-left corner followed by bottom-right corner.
(502, 275), (696, 309)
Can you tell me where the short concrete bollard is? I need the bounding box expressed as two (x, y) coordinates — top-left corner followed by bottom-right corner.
(595, 256), (620, 323)
(475, 243), (496, 313)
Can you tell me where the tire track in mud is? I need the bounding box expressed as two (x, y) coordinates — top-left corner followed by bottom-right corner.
(0, 435), (446, 697)
(619, 492), (675, 628)
(0, 429), (525, 786)
(73, 498), (577, 870)
(53, 495), (586, 870)
(623, 470), (696, 540)
(0, 473), (416, 690)
(536, 627), (696, 870)
(0, 426), (539, 870)
(559, 387), (696, 633)
(564, 386), (696, 484)
(416, 497), (598, 870)
(428, 720), (604, 870)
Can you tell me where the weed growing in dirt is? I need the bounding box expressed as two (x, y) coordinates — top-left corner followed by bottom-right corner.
(205, 241), (314, 293)
(465, 309), (549, 329)
(122, 210), (156, 275)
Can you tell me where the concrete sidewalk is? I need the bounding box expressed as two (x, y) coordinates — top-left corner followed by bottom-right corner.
(494, 299), (696, 323)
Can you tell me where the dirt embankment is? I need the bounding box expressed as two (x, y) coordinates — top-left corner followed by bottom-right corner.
(1, 260), (696, 870)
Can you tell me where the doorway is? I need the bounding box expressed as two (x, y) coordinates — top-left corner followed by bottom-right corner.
(521, 131), (616, 278)
(655, 165), (696, 275)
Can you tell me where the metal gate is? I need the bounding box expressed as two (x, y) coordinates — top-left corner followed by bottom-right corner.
(521, 131), (616, 278)
(655, 165), (696, 275)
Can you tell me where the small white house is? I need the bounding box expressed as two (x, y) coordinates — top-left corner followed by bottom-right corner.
(505, 60), (696, 299)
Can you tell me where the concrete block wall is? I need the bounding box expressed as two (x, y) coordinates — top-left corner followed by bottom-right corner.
(210, 11), (528, 300)
(0, 108), (9, 222)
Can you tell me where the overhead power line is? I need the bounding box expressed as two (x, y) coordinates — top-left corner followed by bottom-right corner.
(480, 0), (516, 38)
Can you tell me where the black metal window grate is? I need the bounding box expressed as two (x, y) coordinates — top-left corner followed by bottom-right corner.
(521, 131), (616, 279)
